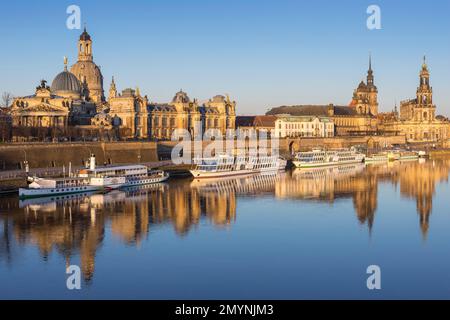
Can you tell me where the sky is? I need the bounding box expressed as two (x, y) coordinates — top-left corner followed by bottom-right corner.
(0, 0), (449, 115)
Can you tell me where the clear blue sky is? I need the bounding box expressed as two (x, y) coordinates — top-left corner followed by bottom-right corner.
(0, 0), (449, 115)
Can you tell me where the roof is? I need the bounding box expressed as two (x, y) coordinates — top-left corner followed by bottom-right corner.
(254, 115), (276, 127)
(266, 105), (358, 116)
(80, 27), (91, 41)
(235, 116), (255, 127)
(89, 164), (148, 173)
(200, 106), (220, 114)
(172, 90), (190, 103)
(275, 115), (332, 123)
(235, 115), (276, 127)
(148, 104), (177, 112)
(51, 70), (81, 94)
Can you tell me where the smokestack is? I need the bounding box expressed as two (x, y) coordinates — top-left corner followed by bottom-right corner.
(89, 154), (96, 170)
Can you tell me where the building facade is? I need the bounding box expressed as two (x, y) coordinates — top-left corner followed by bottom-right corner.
(70, 27), (105, 104)
(266, 57), (378, 136)
(274, 115), (334, 138)
(349, 56), (379, 117)
(8, 28), (237, 141)
(235, 115), (277, 137)
(380, 58), (450, 143)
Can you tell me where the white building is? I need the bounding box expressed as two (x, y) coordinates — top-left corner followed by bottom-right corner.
(274, 115), (334, 138)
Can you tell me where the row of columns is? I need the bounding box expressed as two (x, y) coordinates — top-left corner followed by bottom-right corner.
(19, 116), (68, 127)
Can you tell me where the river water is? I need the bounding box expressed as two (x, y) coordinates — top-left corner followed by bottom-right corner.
(1, 158), (450, 299)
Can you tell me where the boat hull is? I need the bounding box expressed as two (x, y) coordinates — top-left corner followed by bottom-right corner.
(293, 158), (364, 168)
(190, 169), (257, 179)
(122, 175), (169, 187)
(365, 156), (388, 163)
(19, 185), (101, 199)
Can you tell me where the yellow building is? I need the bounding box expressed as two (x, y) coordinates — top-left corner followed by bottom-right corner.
(380, 58), (450, 143)
(109, 87), (237, 140)
(70, 27), (105, 105)
(274, 115), (334, 138)
(8, 28), (237, 141)
(266, 57), (379, 136)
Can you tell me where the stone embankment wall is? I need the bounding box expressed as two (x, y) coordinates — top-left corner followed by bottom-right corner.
(0, 135), (407, 171)
(0, 142), (158, 170)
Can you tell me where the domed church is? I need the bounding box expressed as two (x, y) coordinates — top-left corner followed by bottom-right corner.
(70, 27), (105, 104)
(10, 55), (97, 130)
(9, 27), (237, 140)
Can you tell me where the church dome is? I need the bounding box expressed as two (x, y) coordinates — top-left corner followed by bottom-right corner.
(51, 69), (81, 98)
(79, 27), (91, 41)
(172, 90), (190, 103)
(358, 81), (367, 89)
(211, 95), (226, 103)
(70, 61), (104, 102)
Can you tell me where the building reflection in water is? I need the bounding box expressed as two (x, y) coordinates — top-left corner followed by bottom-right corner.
(1, 159), (450, 281)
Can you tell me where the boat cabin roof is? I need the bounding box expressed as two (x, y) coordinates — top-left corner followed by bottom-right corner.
(83, 165), (148, 173)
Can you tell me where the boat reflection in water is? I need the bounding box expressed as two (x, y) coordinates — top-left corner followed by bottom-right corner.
(1, 159), (450, 284)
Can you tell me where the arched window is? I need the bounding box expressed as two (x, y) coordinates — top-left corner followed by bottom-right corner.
(424, 112), (427, 119)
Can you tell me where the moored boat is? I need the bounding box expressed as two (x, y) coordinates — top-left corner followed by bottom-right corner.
(19, 154), (169, 199)
(398, 151), (419, 161)
(19, 175), (125, 199)
(78, 155), (169, 187)
(365, 152), (389, 163)
(190, 154), (257, 179)
(190, 153), (282, 179)
(293, 148), (365, 168)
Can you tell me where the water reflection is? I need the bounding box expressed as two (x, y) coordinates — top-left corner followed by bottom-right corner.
(1, 158), (450, 282)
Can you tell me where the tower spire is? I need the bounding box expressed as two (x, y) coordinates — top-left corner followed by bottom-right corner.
(422, 55), (428, 70)
(367, 53), (374, 86)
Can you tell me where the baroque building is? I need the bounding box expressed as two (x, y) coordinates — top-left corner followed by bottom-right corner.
(8, 28), (236, 140)
(349, 55), (378, 116)
(266, 57), (378, 136)
(10, 60), (97, 130)
(379, 58), (450, 143)
(109, 85), (237, 140)
(70, 27), (105, 105)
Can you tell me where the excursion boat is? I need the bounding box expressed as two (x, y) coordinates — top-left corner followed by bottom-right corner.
(19, 154), (169, 199)
(365, 152), (389, 163)
(387, 151), (400, 161)
(254, 155), (283, 173)
(190, 154), (282, 179)
(19, 175), (125, 199)
(78, 158), (169, 187)
(190, 154), (256, 179)
(398, 151), (419, 161)
(292, 148), (365, 168)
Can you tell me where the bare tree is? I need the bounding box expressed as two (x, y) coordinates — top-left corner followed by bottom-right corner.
(1, 92), (13, 108)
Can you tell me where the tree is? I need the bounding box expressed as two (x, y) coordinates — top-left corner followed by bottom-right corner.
(1, 92), (13, 108)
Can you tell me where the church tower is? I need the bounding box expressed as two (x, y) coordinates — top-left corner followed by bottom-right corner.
(414, 56), (435, 121)
(109, 77), (117, 100)
(350, 55), (378, 116)
(78, 27), (93, 62)
(417, 56), (433, 107)
(366, 54), (378, 115)
(70, 27), (105, 104)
